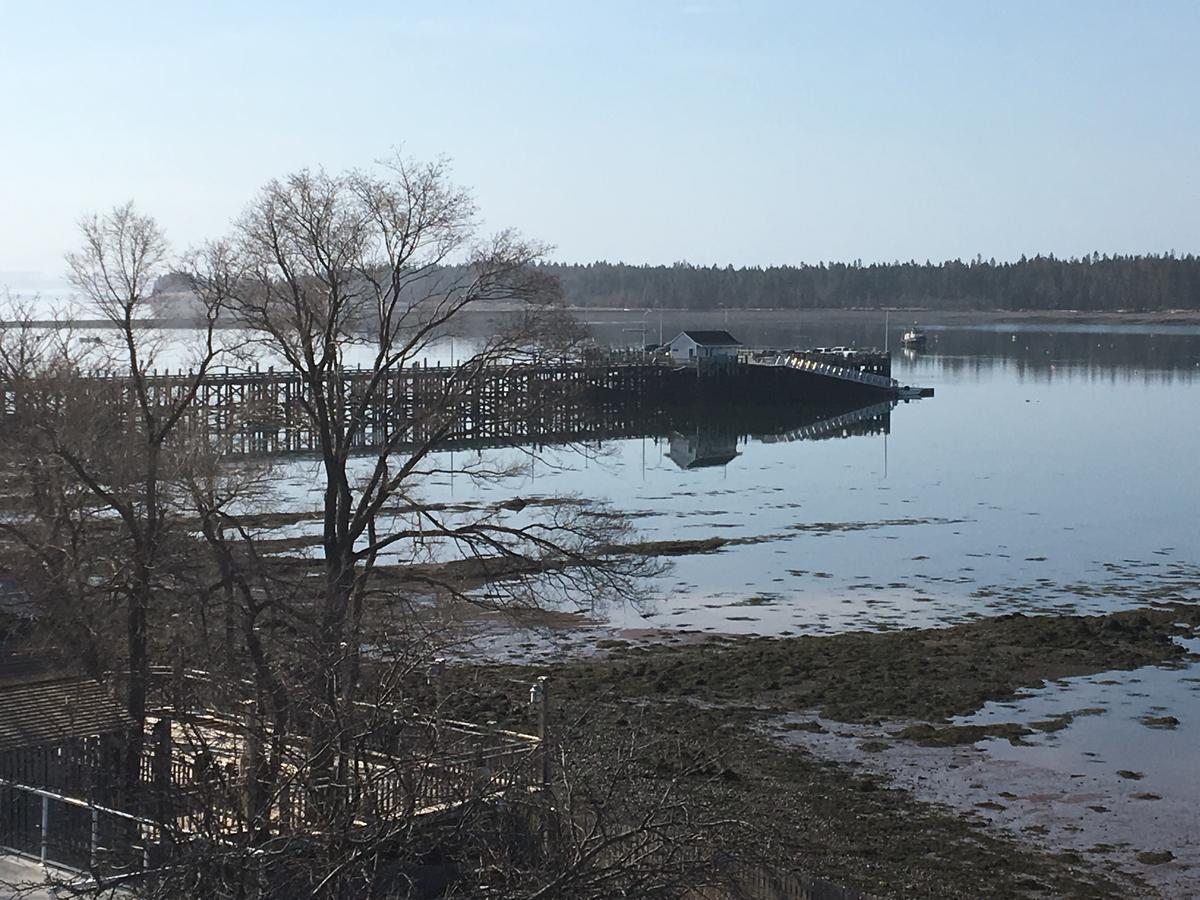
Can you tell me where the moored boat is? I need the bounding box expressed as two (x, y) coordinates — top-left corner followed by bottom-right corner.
(901, 325), (927, 348)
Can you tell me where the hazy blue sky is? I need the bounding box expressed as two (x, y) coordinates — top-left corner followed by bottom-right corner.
(2, 0), (1198, 280)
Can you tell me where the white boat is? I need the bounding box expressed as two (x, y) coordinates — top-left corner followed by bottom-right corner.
(901, 325), (927, 348)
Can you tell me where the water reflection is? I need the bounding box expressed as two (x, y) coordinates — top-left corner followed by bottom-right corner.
(656, 398), (892, 471)
(667, 430), (738, 470)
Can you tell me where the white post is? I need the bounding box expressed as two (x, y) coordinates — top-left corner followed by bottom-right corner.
(40, 793), (49, 864)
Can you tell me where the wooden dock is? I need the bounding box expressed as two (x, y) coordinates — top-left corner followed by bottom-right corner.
(0, 351), (907, 456)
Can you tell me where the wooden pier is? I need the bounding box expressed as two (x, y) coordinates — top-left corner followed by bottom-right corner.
(0, 351), (905, 457)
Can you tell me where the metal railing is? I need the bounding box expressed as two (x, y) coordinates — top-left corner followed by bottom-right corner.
(771, 353), (898, 389)
(0, 778), (164, 876)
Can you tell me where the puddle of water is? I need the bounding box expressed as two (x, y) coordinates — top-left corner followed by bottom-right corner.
(770, 647), (1200, 897)
(948, 647), (1200, 878)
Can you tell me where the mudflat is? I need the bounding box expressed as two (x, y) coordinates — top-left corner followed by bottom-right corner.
(430, 604), (1200, 898)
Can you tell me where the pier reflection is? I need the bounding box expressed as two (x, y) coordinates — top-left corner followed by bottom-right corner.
(659, 398), (892, 471)
(225, 394), (894, 463)
(667, 430), (739, 470)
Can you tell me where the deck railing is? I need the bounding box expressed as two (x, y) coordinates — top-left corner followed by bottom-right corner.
(137, 667), (547, 826)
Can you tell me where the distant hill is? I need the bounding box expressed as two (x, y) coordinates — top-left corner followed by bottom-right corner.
(539, 254), (1200, 312)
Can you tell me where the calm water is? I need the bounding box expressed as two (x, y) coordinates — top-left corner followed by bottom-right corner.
(390, 316), (1200, 638)
(241, 313), (1200, 636)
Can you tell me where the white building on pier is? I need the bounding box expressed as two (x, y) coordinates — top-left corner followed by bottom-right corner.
(664, 330), (742, 364)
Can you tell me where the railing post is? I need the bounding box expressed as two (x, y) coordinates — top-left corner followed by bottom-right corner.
(40, 793), (49, 864)
(279, 782), (291, 831)
(90, 806), (99, 868)
(152, 716), (173, 823)
(530, 676), (551, 789)
(428, 658), (446, 731)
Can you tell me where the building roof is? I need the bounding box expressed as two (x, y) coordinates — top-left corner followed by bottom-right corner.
(0, 656), (132, 750)
(672, 330), (742, 347)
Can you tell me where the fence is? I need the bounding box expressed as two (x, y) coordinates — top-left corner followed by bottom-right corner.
(0, 778), (164, 876)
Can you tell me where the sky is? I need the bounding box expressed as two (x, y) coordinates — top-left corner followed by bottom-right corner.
(1, 0), (1198, 283)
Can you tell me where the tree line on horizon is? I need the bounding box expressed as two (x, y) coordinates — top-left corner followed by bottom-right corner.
(539, 253), (1200, 312)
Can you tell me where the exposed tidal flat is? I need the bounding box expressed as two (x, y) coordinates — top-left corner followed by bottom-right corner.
(418, 606), (1200, 898)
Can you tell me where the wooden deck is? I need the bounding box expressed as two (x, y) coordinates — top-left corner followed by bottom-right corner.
(0, 663), (547, 881)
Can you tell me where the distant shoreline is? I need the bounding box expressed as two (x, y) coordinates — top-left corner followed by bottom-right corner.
(5, 306), (1200, 331)
(567, 306), (1200, 325)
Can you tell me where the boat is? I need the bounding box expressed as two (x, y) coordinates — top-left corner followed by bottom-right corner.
(901, 324), (927, 349)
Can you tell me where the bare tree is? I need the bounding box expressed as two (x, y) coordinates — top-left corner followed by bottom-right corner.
(122, 155), (661, 892)
(0, 204), (233, 786)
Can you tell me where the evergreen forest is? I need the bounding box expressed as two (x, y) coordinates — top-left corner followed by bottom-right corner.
(542, 254), (1200, 311)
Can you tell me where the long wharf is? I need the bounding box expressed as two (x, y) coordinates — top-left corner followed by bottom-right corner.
(0, 349), (925, 456)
